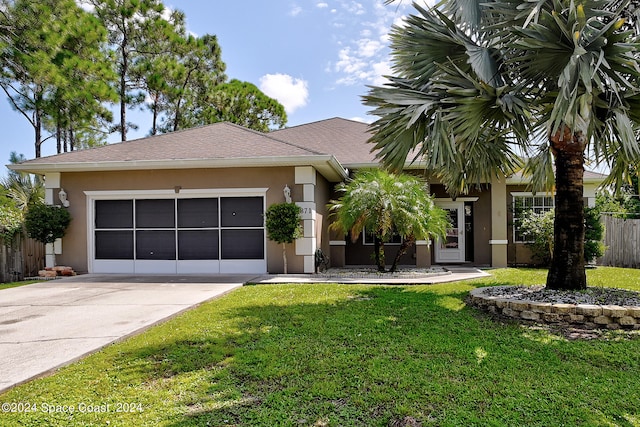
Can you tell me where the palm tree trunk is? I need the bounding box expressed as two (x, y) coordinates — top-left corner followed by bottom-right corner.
(390, 236), (415, 273)
(374, 236), (386, 272)
(547, 127), (587, 290)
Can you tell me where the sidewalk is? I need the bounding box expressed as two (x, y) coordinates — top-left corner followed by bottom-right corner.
(252, 266), (490, 285)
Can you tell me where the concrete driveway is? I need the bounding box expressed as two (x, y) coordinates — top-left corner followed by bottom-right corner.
(0, 275), (252, 393)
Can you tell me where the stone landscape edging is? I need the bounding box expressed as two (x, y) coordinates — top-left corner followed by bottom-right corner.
(468, 286), (640, 330)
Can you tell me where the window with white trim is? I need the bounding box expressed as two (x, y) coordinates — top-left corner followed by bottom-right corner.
(512, 193), (554, 242)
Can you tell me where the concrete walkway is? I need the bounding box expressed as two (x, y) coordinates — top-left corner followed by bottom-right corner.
(254, 266), (490, 285)
(0, 268), (487, 394)
(0, 275), (250, 393)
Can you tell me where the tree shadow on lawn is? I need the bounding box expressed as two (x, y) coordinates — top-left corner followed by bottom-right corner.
(112, 283), (640, 427)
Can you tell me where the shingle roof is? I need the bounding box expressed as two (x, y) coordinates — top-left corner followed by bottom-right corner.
(22, 122), (322, 164)
(271, 117), (377, 166)
(8, 118), (608, 184)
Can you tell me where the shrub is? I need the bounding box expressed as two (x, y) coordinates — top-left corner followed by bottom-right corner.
(520, 209), (555, 266)
(265, 202), (302, 273)
(0, 204), (24, 244)
(520, 207), (605, 266)
(24, 203), (71, 244)
(265, 203), (302, 244)
(584, 207), (605, 263)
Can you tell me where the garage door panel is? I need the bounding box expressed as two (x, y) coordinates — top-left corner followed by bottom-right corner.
(178, 230), (219, 260)
(136, 230), (176, 260)
(95, 200), (133, 228)
(95, 230), (133, 259)
(135, 260), (177, 274)
(177, 260), (221, 274)
(220, 260), (266, 274)
(93, 260), (135, 274)
(220, 197), (263, 227)
(221, 229), (264, 260)
(178, 198), (218, 228)
(136, 199), (175, 228)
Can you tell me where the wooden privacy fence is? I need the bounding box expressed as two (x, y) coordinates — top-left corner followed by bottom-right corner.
(602, 215), (640, 268)
(0, 234), (45, 283)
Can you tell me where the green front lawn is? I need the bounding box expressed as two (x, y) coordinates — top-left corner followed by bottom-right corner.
(0, 280), (38, 290)
(1, 268), (639, 426)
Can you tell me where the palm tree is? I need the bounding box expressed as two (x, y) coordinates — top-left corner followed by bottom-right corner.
(3, 152), (44, 212)
(364, 0), (640, 289)
(328, 169), (449, 272)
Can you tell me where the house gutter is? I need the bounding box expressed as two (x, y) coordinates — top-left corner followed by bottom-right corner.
(505, 175), (605, 185)
(8, 155), (350, 183)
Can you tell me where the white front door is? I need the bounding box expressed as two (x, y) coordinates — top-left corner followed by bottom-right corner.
(435, 201), (466, 263)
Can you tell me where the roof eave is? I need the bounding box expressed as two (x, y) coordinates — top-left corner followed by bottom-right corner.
(505, 175), (606, 185)
(342, 160), (429, 170)
(8, 155), (349, 183)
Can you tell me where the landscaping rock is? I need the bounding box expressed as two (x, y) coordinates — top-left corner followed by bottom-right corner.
(552, 304), (576, 315)
(576, 305), (602, 316)
(38, 266), (77, 278)
(542, 313), (561, 322)
(468, 285), (640, 335)
(509, 301), (531, 311)
(38, 270), (57, 278)
(568, 314), (585, 323)
(619, 316), (637, 326)
(602, 306), (627, 317)
(593, 316), (612, 325)
(521, 311), (540, 321)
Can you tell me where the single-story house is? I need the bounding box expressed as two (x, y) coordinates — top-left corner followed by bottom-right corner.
(8, 117), (605, 274)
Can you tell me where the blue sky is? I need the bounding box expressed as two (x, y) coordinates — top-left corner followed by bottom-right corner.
(1, 0), (433, 174)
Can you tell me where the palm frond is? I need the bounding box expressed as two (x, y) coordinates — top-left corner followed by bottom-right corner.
(327, 169), (449, 244)
(368, 0), (640, 204)
(388, 4), (471, 87)
(439, 0), (484, 29)
(523, 144), (556, 193)
(1, 172), (44, 211)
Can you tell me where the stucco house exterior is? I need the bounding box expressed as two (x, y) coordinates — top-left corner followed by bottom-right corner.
(8, 117), (605, 274)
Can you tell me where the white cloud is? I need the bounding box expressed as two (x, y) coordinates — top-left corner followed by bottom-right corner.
(259, 74), (309, 114)
(341, 1), (365, 15)
(349, 116), (374, 124)
(414, 0), (437, 9)
(334, 47), (368, 84)
(290, 5), (303, 16)
(317, 2), (329, 8)
(356, 39), (383, 58)
(371, 61), (392, 86)
(327, 2), (390, 86)
(328, 0), (438, 87)
(391, 15), (407, 30)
